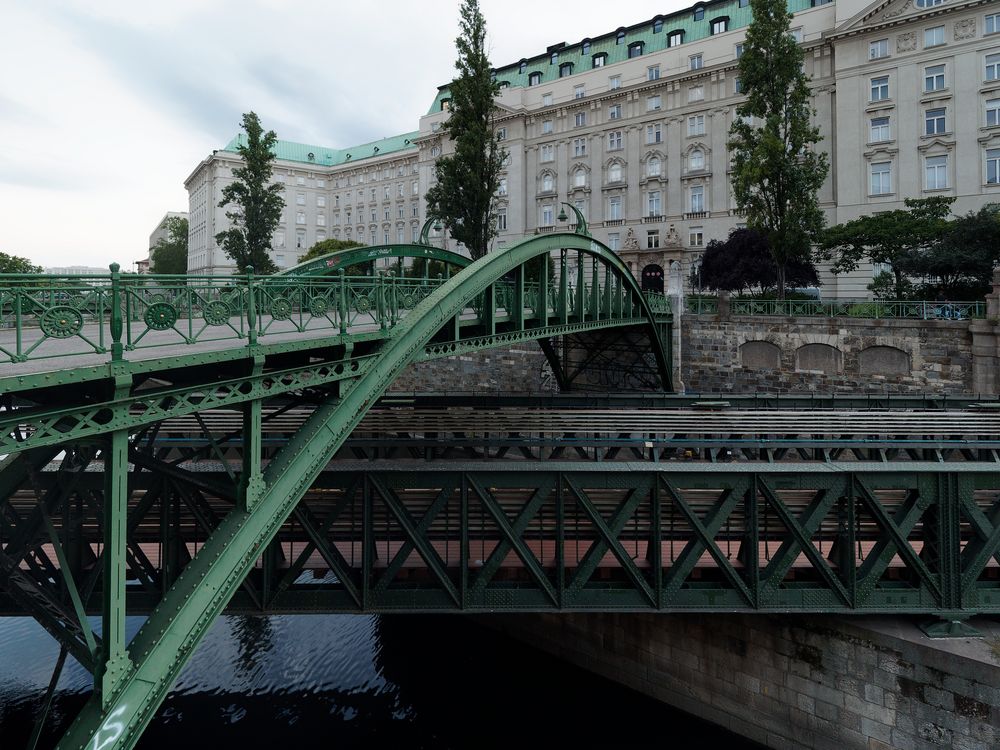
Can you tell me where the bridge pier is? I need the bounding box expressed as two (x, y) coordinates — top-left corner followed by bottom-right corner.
(484, 613), (1000, 750)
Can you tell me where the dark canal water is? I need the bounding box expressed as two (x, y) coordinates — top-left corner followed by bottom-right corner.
(0, 614), (762, 748)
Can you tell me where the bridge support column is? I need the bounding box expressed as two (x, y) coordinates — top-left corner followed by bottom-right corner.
(241, 399), (264, 512)
(98, 428), (133, 704)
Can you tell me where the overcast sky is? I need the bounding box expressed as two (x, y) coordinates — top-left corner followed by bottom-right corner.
(1, 0), (687, 269)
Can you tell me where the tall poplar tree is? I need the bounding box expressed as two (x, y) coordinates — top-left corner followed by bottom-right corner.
(425, 0), (507, 260)
(728, 0), (829, 298)
(216, 112), (284, 274)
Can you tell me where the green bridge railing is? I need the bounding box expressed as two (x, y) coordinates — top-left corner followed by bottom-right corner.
(685, 296), (986, 320)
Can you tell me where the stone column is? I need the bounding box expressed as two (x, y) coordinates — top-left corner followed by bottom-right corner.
(970, 270), (1000, 395)
(668, 260), (685, 392)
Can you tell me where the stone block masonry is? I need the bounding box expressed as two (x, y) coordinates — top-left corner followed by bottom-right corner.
(484, 613), (1000, 750)
(390, 346), (555, 393)
(682, 315), (975, 395)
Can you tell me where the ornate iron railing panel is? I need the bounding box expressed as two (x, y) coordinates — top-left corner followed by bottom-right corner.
(684, 296), (986, 320)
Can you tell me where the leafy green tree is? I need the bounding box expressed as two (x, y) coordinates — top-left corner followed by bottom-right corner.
(424, 0), (507, 260)
(297, 238), (364, 263)
(150, 216), (188, 274)
(727, 0), (829, 299)
(819, 197), (953, 299)
(216, 112), (284, 274)
(897, 203), (1000, 298)
(699, 228), (819, 295)
(0, 251), (42, 274)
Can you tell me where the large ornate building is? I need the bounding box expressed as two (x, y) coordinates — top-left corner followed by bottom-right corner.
(186, 0), (1000, 297)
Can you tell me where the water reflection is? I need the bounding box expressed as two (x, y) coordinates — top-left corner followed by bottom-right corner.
(0, 614), (760, 749)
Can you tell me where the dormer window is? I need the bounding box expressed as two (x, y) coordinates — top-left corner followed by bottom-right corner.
(582, 39), (591, 54)
(528, 71), (542, 86)
(668, 30), (685, 47)
(711, 16), (729, 34)
(559, 62), (574, 77)
(440, 98), (451, 111)
(694, 5), (705, 21)
(551, 52), (559, 65)
(616, 30), (626, 44)
(592, 52), (607, 68)
(653, 18), (664, 33)
(628, 41), (644, 58)
(519, 60), (527, 74)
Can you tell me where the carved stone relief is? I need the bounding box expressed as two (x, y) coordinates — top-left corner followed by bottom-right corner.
(897, 32), (917, 53)
(955, 19), (976, 40)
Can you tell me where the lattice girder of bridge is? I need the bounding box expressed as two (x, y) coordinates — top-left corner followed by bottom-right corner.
(0, 232), (673, 749)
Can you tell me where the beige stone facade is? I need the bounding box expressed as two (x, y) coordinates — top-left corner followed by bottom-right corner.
(187, 0), (1000, 296)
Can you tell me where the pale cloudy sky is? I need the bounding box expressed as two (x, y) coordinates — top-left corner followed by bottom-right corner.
(0, 0), (685, 270)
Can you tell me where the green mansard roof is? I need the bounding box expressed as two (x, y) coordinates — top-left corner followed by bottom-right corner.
(221, 130), (420, 167)
(428, 0), (820, 113)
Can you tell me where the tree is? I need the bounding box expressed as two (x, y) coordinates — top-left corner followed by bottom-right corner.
(0, 251), (42, 274)
(699, 228), (819, 295)
(424, 0), (507, 260)
(150, 216), (188, 274)
(896, 203), (1000, 298)
(819, 197), (953, 299)
(216, 112), (284, 275)
(297, 238), (364, 264)
(727, 0), (830, 299)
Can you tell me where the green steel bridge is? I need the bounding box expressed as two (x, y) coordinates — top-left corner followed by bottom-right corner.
(1, 228), (999, 749)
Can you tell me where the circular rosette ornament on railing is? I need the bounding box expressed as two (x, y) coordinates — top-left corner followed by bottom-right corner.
(39, 306), (84, 339)
(203, 300), (231, 326)
(354, 295), (373, 314)
(144, 302), (177, 331)
(148, 293), (167, 304)
(270, 297), (292, 321)
(400, 293), (416, 310)
(309, 297), (330, 317)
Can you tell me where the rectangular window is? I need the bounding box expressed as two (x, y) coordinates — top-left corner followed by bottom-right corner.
(987, 98), (1000, 126)
(609, 103), (622, 120)
(789, 28), (802, 43)
(296, 211), (306, 224)
(541, 144), (555, 162)
(646, 190), (662, 216)
(734, 77), (743, 94)
(496, 127), (506, 140)
(384, 186), (390, 199)
(608, 232), (620, 251)
(574, 84), (585, 99)
(296, 176), (305, 186)
(542, 119), (553, 134)
(988, 148), (1000, 184)
(316, 195), (326, 207)
(925, 26), (944, 47)
(397, 228), (405, 244)
(987, 13), (1000, 34)
(870, 116), (890, 142)
(690, 54), (703, 70)
(412, 181), (419, 195)
(575, 111), (586, 127)
(296, 231), (305, 248)
(498, 178), (508, 196)
(869, 39), (889, 60)
(608, 131), (623, 150)
(412, 205), (419, 217)
(316, 214), (326, 226)
(647, 230), (660, 249)
(608, 196), (622, 220)
(609, 75), (621, 90)
(317, 179), (326, 188)
(689, 185), (705, 213)
(712, 19), (728, 34)
(925, 107), (946, 135)
(925, 155), (948, 190)
(735, 43), (744, 58)
(573, 138), (587, 156)
(871, 76), (890, 102)
(987, 53), (1000, 81)
(870, 162), (892, 195)
(542, 93), (553, 106)
(496, 208), (507, 231)
(296, 193), (305, 205)
(687, 115), (705, 136)
(647, 95), (662, 111)
(647, 65), (660, 81)
(924, 64), (945, 92)
(668, 32), (683, 48)
(646, 124), (662, 144)
(689, 227), (704, 247)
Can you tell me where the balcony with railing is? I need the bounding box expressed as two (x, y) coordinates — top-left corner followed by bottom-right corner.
(642, 215), (664, 223)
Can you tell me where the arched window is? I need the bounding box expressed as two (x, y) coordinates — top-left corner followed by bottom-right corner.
(609, 162), (623, 182)
(574, 168), (587, 187)
(559, 62), (574, 77)
(542, 173), (554, 192)
(693, 5), (705, 20)
(616, 30), (626, 44)
(647, 156), (661, 177)
(519, 60), (527, 74)
(653, 18), (664, 33)
(551, 51), (559, 65)
(690, 149), (705, 170)
(628, 42), (644, 58)
(581, 39), (591, 54)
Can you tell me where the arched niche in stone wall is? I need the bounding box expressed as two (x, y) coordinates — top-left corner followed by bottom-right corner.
(795, 343), (843, 374)
(859, 345), (910, 376)
(739, 340), (781, 370)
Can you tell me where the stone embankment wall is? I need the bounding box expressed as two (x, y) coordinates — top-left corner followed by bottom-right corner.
(681, 314), (975, 395)
(486, 613), (1000, 750)
(390, 346), (553, 392)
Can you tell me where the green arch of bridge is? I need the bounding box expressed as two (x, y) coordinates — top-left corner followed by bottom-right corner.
(277, 242), (470, 277)
(59, 231), (669, 750)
